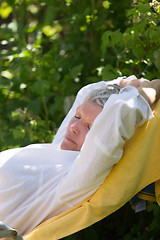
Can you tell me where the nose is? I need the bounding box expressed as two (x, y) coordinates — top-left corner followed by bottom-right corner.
(70, 121), (80, 135)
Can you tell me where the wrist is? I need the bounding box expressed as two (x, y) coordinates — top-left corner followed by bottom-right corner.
(138, 87), (156, 108)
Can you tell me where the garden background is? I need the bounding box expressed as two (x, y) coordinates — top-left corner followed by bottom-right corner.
(1, 0), (160, 239)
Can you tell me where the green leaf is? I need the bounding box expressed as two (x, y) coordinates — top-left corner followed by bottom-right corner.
(111, 29), (123, 46)
(138, 3), (150, 14)
(32, 80), (50, 95)
(0, 2), (12, 19)
(101, 30), (112, 55)
(132, 45), (144, 59)
(42, 24), (63, 37)
(102, 1), (111, 10)
(101, 65), (116, 81)
(12, 126), (26, 140)
(149, 28), (160, 42)
(70, 64), (83, 79)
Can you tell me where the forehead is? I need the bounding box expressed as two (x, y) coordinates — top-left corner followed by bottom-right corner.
(76, 99), (102, 122)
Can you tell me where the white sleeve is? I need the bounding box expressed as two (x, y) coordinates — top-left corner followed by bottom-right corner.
(51, 86), (153, 215)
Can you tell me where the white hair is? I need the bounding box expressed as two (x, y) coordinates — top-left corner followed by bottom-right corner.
(86, 84), (120, 107)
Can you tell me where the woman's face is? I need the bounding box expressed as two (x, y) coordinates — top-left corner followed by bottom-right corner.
(60, 99), (102, 151)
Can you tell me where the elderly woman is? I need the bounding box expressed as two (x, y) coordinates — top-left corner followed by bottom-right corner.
(0, 76), (160, 235)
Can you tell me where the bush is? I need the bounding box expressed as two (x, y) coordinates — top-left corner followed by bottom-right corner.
(1, 0), (160, 150)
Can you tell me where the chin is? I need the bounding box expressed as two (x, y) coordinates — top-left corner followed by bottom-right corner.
(60, 142), (76, 151)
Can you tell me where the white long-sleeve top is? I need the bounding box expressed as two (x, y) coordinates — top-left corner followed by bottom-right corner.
(0, 83), (153, 234)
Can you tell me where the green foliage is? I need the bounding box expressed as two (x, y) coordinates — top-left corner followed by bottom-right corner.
(101, 1), (160, 80)
(63, 203), (160, 240)
(0, 0), (160, 238)
(1, 0), (160, 150)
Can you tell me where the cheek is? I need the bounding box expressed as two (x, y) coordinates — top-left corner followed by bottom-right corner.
(66, 118), (75, 132)
(80, 128), (89, 144)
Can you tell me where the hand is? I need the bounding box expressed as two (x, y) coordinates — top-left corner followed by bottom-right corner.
(120, 76), (150, 88)
(120, 76), (160, 108)
(137, 79), (160, 109)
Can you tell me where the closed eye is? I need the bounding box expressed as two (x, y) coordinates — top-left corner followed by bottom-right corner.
(87, 123), (91, 130)
(74, 115), (80, 119)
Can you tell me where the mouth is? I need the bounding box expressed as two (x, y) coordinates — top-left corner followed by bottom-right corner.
(65, 136), (76, 144)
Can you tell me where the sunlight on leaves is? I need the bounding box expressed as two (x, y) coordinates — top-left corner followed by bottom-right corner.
(0, 2), (12, 19)
(102, 1), (111, 9)
(42, 24), (63, 37)
(1, 70), (13, 79)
